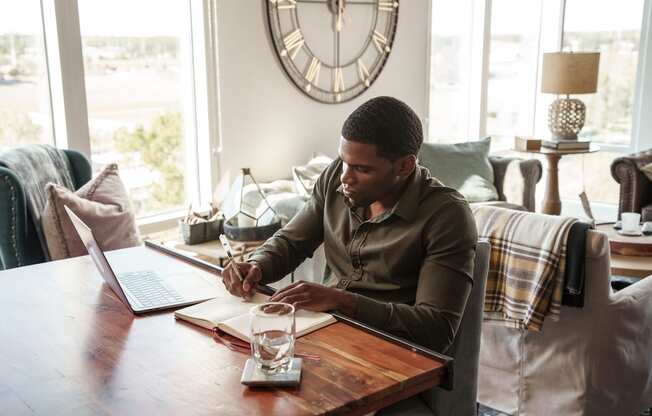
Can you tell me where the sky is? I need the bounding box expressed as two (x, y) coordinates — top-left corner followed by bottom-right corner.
(0, 0), (646, 37)
(0, 0), (184, 36)
(432, 0), (644, 36)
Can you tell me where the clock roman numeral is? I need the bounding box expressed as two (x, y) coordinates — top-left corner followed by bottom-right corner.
(269, 0), (296, 10)
(372, 30), (391, 54)
(304, 57), (321, 92)
(280, 29), (304, 60)
(333, 67), (345, 101)
(357, 59), (371, 87)
(378, 1), (398, 12)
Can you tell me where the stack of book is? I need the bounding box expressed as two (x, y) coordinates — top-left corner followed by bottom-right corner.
(514, 136), (542, 151)
(541, 138), (591, 150)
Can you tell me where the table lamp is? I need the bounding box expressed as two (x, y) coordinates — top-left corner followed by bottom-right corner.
(541, 52), (600, 140)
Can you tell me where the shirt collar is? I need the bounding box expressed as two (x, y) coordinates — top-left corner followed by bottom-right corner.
(390, 167), (421, 222)
(336, 182), (366, 220)
(335, 165), (422, 223)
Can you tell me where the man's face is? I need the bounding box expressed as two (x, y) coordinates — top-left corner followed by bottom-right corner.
(338, 137), (399, 207)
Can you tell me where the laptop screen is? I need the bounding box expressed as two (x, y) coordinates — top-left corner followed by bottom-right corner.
(64, 205), (132, 310)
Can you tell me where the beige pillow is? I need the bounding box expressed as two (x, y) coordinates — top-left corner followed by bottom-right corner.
(42, 163), (141, 260)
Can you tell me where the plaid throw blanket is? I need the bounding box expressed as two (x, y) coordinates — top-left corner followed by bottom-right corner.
(472, 206), (577, 331)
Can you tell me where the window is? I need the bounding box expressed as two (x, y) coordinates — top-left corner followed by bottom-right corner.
(563, 0), (644, 145)
(0, 0), (218, 225)
(428, 0), (649, 213)
(78, 0), (193, 217)
(0, 0), (52, 151)
(558, 151), (621, 204)
(557, 1), (644, 205)
(428, 0), (475, 142)
(485, 0), (542, 151)
(429, 0), (646, 149)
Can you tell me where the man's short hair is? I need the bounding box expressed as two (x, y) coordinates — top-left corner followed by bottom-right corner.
(341, 96), (423, 160)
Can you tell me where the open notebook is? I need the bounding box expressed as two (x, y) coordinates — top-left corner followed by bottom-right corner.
(174, 292), (337, 342)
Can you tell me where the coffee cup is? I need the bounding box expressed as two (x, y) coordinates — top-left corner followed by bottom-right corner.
(621, 212), (641, 234)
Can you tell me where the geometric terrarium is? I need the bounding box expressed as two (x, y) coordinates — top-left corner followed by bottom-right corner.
(221, 168), (281, 241)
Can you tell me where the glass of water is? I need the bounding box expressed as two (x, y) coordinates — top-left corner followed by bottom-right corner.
(250, 302), (295, 374)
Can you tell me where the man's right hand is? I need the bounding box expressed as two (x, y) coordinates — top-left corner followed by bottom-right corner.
(222, 262), (262, 300)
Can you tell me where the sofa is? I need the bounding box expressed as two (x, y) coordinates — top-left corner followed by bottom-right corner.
(419, 139), (542, 212)
(483, 156), (542, 212)
(611, 148), (652, 221)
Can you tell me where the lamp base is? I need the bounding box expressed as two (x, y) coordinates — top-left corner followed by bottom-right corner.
(548, 97), (585, 141)
(552, 132), (579, 140)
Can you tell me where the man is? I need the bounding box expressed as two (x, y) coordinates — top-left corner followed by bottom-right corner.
(223, 96), (477, 354)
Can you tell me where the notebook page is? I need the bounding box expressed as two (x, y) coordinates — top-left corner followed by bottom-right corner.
(174, 292), (269, 330)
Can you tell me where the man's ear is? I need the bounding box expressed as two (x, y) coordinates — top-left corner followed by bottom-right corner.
(395, 155), (417, 178)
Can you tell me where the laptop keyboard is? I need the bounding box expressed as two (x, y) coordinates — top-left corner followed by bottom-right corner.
(118, 270), (184, 308)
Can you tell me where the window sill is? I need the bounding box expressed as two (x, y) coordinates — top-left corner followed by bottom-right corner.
(137, 210), (185, 236)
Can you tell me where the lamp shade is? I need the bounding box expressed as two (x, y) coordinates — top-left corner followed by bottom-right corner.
(541, 52), (600, 94)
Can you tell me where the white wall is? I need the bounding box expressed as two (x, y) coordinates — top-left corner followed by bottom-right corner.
(214, 1), (431, 182)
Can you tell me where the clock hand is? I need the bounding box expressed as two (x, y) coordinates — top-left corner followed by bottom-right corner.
(336, 0), (342, 32)
(336, 0), (341, 69)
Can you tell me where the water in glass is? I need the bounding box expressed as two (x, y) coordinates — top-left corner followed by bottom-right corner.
(251, 329), (294, 373)
(250, 302), (295, 374)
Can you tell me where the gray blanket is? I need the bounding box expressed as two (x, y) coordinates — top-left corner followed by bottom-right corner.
(0, 145), (76, 260)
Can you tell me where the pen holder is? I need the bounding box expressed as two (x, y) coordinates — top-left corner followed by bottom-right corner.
(205, 217), (224, 241)
(179, 220), (206, 245)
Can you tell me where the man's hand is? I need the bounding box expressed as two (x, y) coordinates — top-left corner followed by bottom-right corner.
(270, 281), (357, 315)
(222, 262), (261, 300)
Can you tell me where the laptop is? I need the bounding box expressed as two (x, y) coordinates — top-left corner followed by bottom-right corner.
(65, 205), (220, 314)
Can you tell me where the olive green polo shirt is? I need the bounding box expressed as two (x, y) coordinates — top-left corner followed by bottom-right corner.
(248, 159), (478, 353)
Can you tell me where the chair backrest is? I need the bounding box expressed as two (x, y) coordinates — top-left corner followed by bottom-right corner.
(478, 227), (652, 416)
(424, 240), (490, 416)
(0, 148), (91, 270)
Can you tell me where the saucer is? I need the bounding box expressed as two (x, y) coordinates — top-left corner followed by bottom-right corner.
(618, 229), (643, 236)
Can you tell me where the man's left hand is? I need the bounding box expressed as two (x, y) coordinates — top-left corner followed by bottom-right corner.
(270, 281), (342, 312)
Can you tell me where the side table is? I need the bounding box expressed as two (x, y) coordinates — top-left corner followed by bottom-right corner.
(516, 144), (600, 215)
(596, 223), (652, 278)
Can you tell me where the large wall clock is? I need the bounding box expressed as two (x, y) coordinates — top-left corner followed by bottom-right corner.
(266, 0), (399, 104)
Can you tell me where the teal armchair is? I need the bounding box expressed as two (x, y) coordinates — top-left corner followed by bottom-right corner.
(0, 148), (91, 270)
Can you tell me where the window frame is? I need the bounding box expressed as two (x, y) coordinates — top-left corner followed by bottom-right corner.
(631, 0), (652, 152)
(41, 0), (91, 155)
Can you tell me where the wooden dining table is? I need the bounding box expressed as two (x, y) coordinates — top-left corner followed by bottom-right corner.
(0, 246), (449, 415)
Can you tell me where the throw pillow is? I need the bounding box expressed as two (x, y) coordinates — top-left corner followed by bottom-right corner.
(418, 138), (499, 203)
(42, 163), (141, 260)
(292, 155), (334, 198)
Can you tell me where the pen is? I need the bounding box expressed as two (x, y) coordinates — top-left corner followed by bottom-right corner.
(219, 234), (244, 283)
